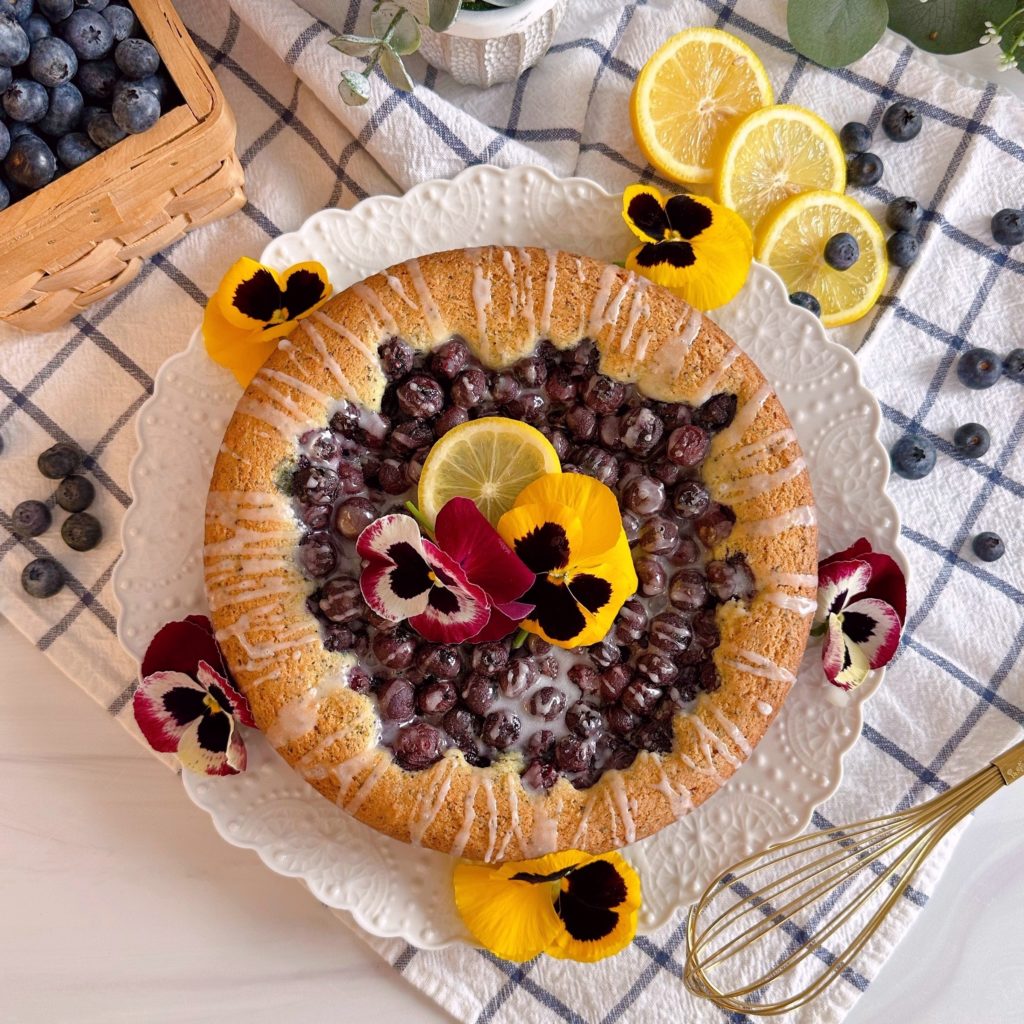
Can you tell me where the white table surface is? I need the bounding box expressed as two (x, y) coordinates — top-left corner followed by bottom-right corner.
(3, 39), (1023, 1024)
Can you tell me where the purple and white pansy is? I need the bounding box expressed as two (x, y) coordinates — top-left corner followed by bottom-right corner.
(356, 497), (535, 645)
(813, 538), (907, 691)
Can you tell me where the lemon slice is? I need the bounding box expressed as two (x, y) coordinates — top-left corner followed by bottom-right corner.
(757, 190), (888, 328)
(418, 417), (562, 526)
(630, 28), (773, 185)
(717, 104), (846, 237)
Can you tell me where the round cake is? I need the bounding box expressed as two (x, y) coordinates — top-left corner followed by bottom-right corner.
(204, 246), (817, 863)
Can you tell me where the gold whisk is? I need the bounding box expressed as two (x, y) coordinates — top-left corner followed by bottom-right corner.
(684, 737), (1024, 1015)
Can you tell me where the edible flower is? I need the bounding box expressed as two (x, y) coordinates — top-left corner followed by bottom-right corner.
(133, 616), (255, 775)
(453, 850), (641, 963)
(203, 257), (333, 388)
(357, 497), (534, 644)
(812, 538), (907, 691)
(621, 184), (752, 310)
(497, 473), (637, 648)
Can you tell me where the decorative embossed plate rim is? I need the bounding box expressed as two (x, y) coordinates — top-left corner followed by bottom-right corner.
(113, 164), (905, 948)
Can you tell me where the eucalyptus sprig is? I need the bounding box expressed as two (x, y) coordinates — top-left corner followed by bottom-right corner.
(330, 0), (527, 105)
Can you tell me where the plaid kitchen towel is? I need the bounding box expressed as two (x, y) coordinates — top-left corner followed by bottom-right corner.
(1, 1), (1022, 1021)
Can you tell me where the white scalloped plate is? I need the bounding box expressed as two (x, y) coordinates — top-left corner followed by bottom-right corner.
(113, 164), (905, 949)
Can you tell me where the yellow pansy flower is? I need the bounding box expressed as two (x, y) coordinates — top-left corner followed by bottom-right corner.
(622, 184), (752, 310)
(203, 257), (333, 387)
(453, 850), (642, 963)
(497, 473), (637, 649)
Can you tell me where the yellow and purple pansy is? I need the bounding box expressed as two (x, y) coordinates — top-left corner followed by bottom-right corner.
(497, 473), (637, 649)
(622, 184), (753, 311)
(203, 257), (333, 387)
(813, 538), (907, 691)
(454, 850), (642, 963)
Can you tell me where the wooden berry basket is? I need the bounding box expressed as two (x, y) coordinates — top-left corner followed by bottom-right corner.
(0, 0), (245, 333)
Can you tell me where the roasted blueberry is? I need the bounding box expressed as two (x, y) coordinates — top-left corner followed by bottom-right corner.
(620, 406), (663, 456)
(952, 423), (990, 458)
(299, 531), (335, 577)
(839, 121), (871, 154)
(335, 496), (376, 538)
(513, 355), (547, 388)
(648, 611), (692, 655)
(882, 102), (922, 142)
(501, 657), (537, 698)
(695, 502), (736, 546)
(522, 759), (558, 790)
(788, 291), (821, 317)
(666, 424), (710, 466)
(55, 473), (94, 511)
(318, 576), (362, 622)
(957, 347), (1002, 390)
(392, 722), (445, 770)
(886, 197), (923, 232)
(599, 664), (631, 702)
(555, 734), (594, 773)
(621, 678), (662, 716)
(528, 685), (567, 721)
(847, 152), (883, 188)
(450, 367), (488, 409)
(706, 556), (755, 602)
(824, 232), (859, 271)
(61, 510), (102, 550)
(889, 434), (935, 480)
(972, 531), (1004, 562)
(670, 569), (708, 611)
(378, 677), (415, 722)
(471, 641), (509, 676)
(694, 393), (737, 433)
(582, 374), (626, 415)
(566, 701), (602, 738)
(12, 499), (51, 537)
(567, 662), (600, 695)
(574, 444), (618, 486)
(377, 337), (414, 379)
(482, 709), (520, 749)
(21, 557), (64, 598)
(638, 515), (678, 556)
(38, 441), (82, 478)
(614, 597), (647, 642)
(634, 555), (667, 597)
(622, 475), (665, 515)
(991, 208), (1024, 247)
(887, 231), (919, 268)
(672, 479), (711, 519)
(460, 672), (497, 715)
(417, 679), (458, 716)
(418, 643), (462, 680)
(442, 706), (480, 751)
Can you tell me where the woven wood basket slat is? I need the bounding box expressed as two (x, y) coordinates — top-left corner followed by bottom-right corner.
(0, 0), (245, 332)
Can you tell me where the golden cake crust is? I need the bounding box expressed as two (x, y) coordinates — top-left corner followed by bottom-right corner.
(204, 246), (817, 862)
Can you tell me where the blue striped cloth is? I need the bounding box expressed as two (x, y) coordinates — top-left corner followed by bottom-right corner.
(1, 1), (1021, 1021)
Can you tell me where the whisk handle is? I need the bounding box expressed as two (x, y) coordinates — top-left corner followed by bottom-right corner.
(992, 737), (1024, 786)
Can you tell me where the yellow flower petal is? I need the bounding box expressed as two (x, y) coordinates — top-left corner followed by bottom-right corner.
(563, 532), (638, 648)
(279, 261), (333, 319)
(203, 298), (281, 388)
(497, 500), (584, 569)
(622, 183), (670, 244)
(217, 257), (286, 330)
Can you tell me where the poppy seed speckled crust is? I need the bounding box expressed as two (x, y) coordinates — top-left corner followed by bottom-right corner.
(204, 247), (817, 863)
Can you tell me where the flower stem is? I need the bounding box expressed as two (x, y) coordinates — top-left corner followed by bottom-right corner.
(404, 500), (435, 539)
(512, 627), (529, 649)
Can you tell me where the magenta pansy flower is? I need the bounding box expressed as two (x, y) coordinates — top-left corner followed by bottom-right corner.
(813, 538), (907, 691)
(133, 616), (255, 775)
(357, 497), (534, 644)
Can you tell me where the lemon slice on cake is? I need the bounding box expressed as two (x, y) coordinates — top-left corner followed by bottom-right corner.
(757, 190), (888, 328)
(717, 104), (846, 237)
(630, 28), (773, 185)
(418, 417), (561, 526)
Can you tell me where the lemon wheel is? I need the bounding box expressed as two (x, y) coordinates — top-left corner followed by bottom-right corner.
(717, 104), (846, 238)
(417, 417), (562, 526)
(757, 190), (888, 328)
(630, 28), (772, 185)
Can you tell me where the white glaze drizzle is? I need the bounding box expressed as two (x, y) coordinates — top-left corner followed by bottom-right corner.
(616, 278), (652, 355)
(642, 309), (702, 395)
(469, 250), (493, 358)
(731, 427), (800, 467)
(539, 249), (559, 337)
(723, 647), (797, 684)
(403, 257), (447, 340)
(604, 771), (637, 845)
(409, 756), (457, 847)
(641, 751), (694, 820)
(482, 775), (500, 862)
(383, 272), (418, 310)
(514, 248), (537, 336)
(587, 265), (632, 338)
(345, 756), (391, 816)
(756, 701), (774, 716)
(309, 310), (379, 368)
(708, 703), (752, 756)
(526, 789), (563, 857)
(712, 382), (771, 452)
(689, 347), (740, 405)
(714, 457), (808, 503)
(298, 319), (361, 404)
(736, 505), (817, 537)
(450, 778), (481, 859)
(763, 590), (818, 616)
(351, 281), (398, 335)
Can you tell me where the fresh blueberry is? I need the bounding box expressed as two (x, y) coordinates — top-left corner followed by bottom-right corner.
(953, 422), (990, 458)
(0, 179), (8, 211)
(60, 9), (113, 59)
(991, 208), (1024, 247)
(4, 79), (50, 123)
(38, 441), (82, 478)
(21, 557), (64, 598)
(80, 102), (103, 133)
(62, 510), (102, 550)
(886, 196), (923, 232)
(890, 434), (936, 480)
(25, 13), (52, 41)
(847, 151), (883, 187)
(0, 118), (9, 160)
(972, 532), (1004, 562)
(0, 12), (31, 67)
(3, 0), (32, 20)
(101, 4), (135, 41)
(37, 80), (82, 135)
(75, 0), (110, 10)
(38, 0), (74, 21)
(55, 129), (96, 167)
(75, 56), (116, 100)
(887, 230), (919, 268)
(839, 121), (871, 154)
(882, 101), (922, 142)
(0, 64), (10, 90)
(824, 232), (859, 270)
(112, 81), (159, 133)
(56, 473), (94, 511)
(4, 133), (56, 188)
(1004, 348), (1024, 383)
(788, 291), (821, 317)
(957, 347), (1003, 390)
(114, 37), (159, 79)
(30, 35), (78, 85)
(85, 108), (125, 148)
(131, 72), (166, 103)
(12, 499), (52, 537)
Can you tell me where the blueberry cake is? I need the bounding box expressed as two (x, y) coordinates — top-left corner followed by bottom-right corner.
(204, 246), (817, 862)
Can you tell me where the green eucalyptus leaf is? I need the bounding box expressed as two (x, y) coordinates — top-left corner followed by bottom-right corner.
(428, 0), (462, 32)
(788, 0), (889, 68)
(338, 69), (372, 105)
(330, 34), (380, 57)
(888, 0), (1014, 55)
(371, 3), (422, 55)
(381, 46), (415, 91)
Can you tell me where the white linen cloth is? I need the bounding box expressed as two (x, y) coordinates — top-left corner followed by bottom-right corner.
(1, 1), (1022, 1021)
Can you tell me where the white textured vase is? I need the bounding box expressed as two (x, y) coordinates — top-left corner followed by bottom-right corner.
(414, 0), (568, 87)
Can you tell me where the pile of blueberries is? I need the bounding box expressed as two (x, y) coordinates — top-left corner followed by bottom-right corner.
(0, 0), (175, 207)
(12, 439), (103, 598)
